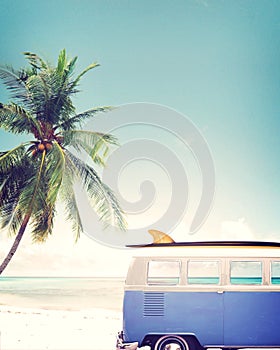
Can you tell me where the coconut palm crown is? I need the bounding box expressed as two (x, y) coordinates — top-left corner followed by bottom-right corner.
(0, 50), (126, 274)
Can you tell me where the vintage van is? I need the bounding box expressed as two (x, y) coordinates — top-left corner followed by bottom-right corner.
(117, 241), (280, 350)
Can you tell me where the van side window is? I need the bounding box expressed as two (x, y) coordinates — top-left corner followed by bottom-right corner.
(187, 260), (220, 284)
(147, 260), (180, 285)
(230, 261), (262, 285)
(271, 261), (280, 284)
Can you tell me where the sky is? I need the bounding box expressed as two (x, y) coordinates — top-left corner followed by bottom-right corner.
(0, 0), (280, 276)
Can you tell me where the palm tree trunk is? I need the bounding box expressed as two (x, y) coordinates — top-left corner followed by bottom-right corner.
(0, 213), (31, 275)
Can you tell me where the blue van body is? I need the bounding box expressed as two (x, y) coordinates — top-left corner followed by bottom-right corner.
(119, 243), (280, 350)
(123, 290), (280, 347)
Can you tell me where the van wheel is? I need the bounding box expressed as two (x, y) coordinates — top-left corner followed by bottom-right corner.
(154, 335), (189, 350)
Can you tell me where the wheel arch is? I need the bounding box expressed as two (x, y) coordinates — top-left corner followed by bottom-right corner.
(141, 333), (203, 350)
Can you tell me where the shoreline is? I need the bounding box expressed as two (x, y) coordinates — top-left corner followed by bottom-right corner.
(0, 292), (122, 312)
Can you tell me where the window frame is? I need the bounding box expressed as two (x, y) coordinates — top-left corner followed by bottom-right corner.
(147, 259), (181, 286)
(186, 259), (221, 285)
(229, 260), (263, 285)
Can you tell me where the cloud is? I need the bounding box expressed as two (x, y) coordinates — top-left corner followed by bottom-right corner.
(257, 231), (280, 242)
(150, 218), (257, 243)
(220, 218), (255, 241)
(0, 221), (133, 277)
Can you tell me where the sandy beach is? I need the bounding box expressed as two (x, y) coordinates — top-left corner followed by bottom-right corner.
(0, 305), (121, 350)
(0, 277), (124, 350)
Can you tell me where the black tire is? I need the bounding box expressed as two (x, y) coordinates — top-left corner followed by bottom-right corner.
(154, 335), (189, 350)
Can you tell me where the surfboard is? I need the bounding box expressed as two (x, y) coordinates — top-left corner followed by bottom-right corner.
(126, 229), (280, 248)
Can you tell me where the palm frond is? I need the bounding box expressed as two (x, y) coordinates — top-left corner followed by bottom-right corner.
(0, 155), (34, 234)
(59, 159), (83, 241)
(25, 65), (76, 125)
(48, 84), (76, 126)
(23, 52), (48, 71)
(45, 141), (65, 206)
(0, 65), (30, 105)
(29, 142), (65, 242)
(31, 202), (56, 243)
(70, 62), (100, 89)
(28, 165), (55, 242)
(0, 103), (41, 135)
(15, 150), (54, 242)
(65, 56), (78, 78)
(64, 129), (118, 166)
(56, 106), (112, 131)
(56, 49), (67, 74)
(25, 74), (49, 117)
(65, 150), (126, 230)
(0, 177), (21, 231)
(56, 49), (78, 77)
(0, 143), (30, 172)
(7, 209), (24, 237)
(16, 150), (47, 217)
(35, 50), (80, 125)
(72, 106), (113, 123)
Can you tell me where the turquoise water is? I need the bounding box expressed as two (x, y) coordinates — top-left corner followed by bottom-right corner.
(230, 277), (262, 285)
(2, 276), (279, 312)
(188, 277), (220, 284)
(0, 276), (125, 311)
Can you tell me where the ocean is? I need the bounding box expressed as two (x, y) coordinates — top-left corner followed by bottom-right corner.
(0, 277), (125, 311)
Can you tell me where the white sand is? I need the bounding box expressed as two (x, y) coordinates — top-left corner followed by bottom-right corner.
(0, 305), (122, 350)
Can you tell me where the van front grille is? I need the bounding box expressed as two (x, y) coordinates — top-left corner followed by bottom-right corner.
(144, 292), (165, 317)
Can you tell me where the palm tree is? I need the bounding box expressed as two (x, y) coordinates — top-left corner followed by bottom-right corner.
(0, 49), (126, 274)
